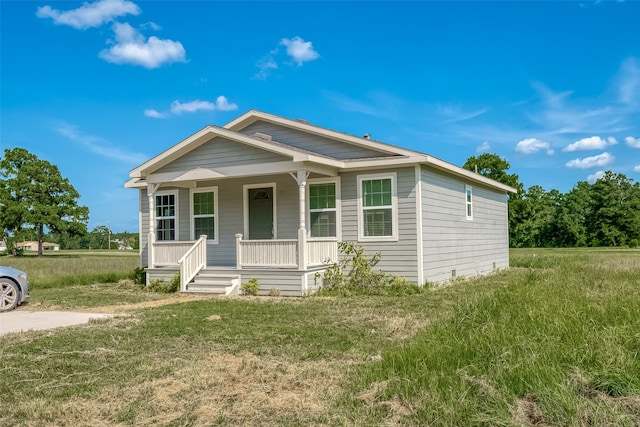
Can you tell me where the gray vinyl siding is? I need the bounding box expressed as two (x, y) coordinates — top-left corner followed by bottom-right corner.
(155, 136), (290, 174)
(242, 121), (395, 160)
(340, 167), (420, 283)
(421, 165), (509, 283)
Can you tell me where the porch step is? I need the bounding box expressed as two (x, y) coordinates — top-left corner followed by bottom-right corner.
(185, 271), (240, 296)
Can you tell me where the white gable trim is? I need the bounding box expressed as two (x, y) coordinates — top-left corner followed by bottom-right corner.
(129, 125), (343, 179)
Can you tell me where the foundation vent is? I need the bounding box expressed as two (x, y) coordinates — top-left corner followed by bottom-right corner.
(451, 269), (457, 279)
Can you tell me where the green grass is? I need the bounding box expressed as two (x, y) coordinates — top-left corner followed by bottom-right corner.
(0, 250), (139, 288)
(1, 248), (639, 425)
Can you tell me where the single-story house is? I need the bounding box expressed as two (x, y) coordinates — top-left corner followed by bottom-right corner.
(126, 110), (516, 296)
(16, 241), (60, 251)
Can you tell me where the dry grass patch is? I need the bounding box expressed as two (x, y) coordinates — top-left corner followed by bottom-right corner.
(20, 352), (349, 426)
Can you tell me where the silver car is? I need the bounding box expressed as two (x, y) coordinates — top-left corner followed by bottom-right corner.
(0, 266), (30, 312)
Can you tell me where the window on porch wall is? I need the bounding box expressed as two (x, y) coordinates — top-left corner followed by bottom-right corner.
(309, 182), (336, 238)
(155, 193), (176, 241)
(193, 190), (215, 240)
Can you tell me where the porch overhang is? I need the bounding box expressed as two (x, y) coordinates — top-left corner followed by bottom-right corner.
(138, 161), (338, 186)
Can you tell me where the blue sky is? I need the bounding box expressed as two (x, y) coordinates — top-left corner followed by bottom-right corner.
(2, 0), (639, 233)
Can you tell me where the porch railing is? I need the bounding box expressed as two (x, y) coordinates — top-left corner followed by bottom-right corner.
(150, 235), (338, 271)
(152, 239), (196, 266)
(236, 237), (298, 268)
(307, 240), (339, 266)
(177, 235), (207, 291)
(235, 234), (337, 269)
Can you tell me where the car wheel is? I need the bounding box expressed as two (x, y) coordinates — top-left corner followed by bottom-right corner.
(0, 279), (20, 312)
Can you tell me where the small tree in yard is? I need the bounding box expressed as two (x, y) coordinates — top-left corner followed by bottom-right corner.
(0, 147), (89, 256)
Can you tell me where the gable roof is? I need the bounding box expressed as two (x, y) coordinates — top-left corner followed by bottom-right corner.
(127, 110), (516, 193)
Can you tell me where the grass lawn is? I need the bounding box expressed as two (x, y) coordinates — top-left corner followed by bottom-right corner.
(1, 248), (639, 425)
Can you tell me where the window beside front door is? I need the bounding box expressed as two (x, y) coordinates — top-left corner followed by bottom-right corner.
(155, 191), (177, 241)
(191, 187), (218, 242)
(308, 181), (338, 238)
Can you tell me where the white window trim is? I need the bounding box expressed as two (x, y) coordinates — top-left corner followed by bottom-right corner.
(357, 172), (398, 242)
(465, 185), (473, 220)
(306, 177), (341, 241)
(243, 182), (277, 239)
(190, 186), (218, 244)
(155, 189), (179, 242)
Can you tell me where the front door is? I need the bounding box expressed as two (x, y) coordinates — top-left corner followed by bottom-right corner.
(248, 187), (274, 239)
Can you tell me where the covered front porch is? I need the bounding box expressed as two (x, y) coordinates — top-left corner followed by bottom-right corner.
(142, 166), (340, 296)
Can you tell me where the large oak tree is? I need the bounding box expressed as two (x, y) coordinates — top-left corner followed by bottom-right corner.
(0, 147), (89, 256)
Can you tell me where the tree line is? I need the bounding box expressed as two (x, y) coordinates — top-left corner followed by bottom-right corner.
(464, 154), (640, 248)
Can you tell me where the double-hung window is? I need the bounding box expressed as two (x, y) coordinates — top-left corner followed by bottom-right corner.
(308, 181), (337, 238)
(358, 173), (397, 240)
(465, 185), (473, 220)
(191, 188), (217, 242)
(155, 191), (177, 241)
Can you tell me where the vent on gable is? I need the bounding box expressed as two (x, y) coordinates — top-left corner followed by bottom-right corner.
(252, 132), (272, 141)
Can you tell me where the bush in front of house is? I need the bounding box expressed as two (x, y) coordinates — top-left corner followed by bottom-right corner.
(317, 242), (425, 296)
(240, 278), (260, 295)
(146, 272), (180, 293)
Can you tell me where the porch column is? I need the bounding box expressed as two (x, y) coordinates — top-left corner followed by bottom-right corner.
(290, 170), (310, 270)
(147, 184), (160, 270)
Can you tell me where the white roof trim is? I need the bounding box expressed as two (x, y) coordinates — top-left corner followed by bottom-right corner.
(129, 125), (343, 179)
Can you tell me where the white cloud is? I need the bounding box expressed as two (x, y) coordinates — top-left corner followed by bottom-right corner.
(476, 141), (490, 152)
(148, 96), (238, 117)
(565, 152), (614, 169)
(54, 122), (147, 164)
(587, 170), (606, 183)
(144, 109), (167, 119)
(36, 0), (140, 30)
(280, 36), (320, 66)
(562, 135), (617, 152)
(99, 22), (186, 69)
(515, 138), (554, 155)
(214, 96), (238, 111)
(626, 136), (640, 148)
(254, 55), (278, 80)
(634, 165), (640, 173)
(170, 100), (215, 114)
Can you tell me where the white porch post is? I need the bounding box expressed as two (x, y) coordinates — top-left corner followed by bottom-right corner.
(290, 170), (310, 270)
(235, 233), (243, 269)
(147, 184), (159, 270)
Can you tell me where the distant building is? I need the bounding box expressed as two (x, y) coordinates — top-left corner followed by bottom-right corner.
(16, 241), (60, 251)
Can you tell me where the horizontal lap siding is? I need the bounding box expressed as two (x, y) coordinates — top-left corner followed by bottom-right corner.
(421, 166), (509, 283)
(155, 136), (289, 174)
(340, 167), (419, 283)
(242, 122), (394, 160)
